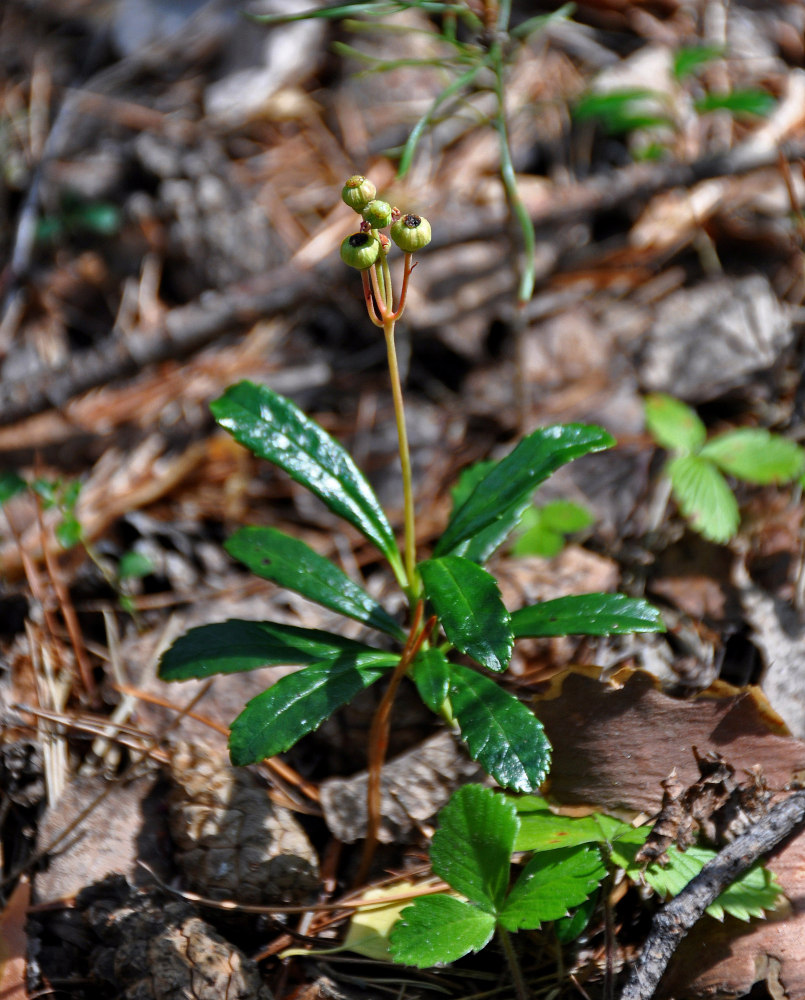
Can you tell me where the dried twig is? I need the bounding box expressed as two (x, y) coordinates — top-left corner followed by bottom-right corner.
(2, 136), (805, 428)
(619, 789), (805, 1000)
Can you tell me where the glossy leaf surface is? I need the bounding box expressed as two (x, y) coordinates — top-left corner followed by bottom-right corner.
(430, 785), (518, 913)
(225, 526), (404, 640)
(419, 556), (513, 672)
(447, 460), (516, 563)
(435, 424), (613, 558)
(229, 658), (392, 764)
(211, 381), (401, 571)
(410, 648), (450, 714)
(0, 472), (27, 506)
(390, 895), (496, 967)
(448, 663), (551, 793)
(511, 593), (665, 638)
(498, 846), (606, 930)
(159, 619), (396, 680)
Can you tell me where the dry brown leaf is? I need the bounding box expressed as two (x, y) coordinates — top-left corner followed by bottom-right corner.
(0, 878), (30, 1000)
(535, 666), (803, 813)
(535, 666), (805, 998)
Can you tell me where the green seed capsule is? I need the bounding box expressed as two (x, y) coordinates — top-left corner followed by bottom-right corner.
(390, 213), (432, 252)
(341, 175), (377, 212)
(340, 232), (380, 270)
(362, 199), (392, 230)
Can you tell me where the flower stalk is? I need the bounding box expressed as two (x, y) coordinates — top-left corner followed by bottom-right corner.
(342, 180), (430, 601)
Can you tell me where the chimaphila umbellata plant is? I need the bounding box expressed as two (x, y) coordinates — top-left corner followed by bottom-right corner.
(158, 178), (665, 851)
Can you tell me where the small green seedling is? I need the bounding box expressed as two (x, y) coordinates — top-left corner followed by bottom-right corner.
(513, 795), (781, 925)
(0, 471), (148, 615)
(644, 393), (805, 543)
(510, 500), (594, 558)
(158, 179), (664, 805)
(390, 784), (607, 972)
(388, 786), (780, 989)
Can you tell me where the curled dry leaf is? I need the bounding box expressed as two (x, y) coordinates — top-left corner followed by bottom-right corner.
(534, 666), (805, 998)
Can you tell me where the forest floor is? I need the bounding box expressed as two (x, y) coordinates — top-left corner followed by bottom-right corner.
(2, 1), (805, 998)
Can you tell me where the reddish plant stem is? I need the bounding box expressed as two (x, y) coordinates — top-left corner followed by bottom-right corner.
(355, 605), (436, 885)
(361, 270), (384, 327)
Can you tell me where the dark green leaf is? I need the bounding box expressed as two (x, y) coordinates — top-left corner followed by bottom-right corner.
(644, 393), (706, 453)
(159, 619), (397, 681)
(410, 648), (450, 713)
(435, 425), (614, 558)
(511, 593), (665, 638)
(555, 892), (599, 943)
(499, 846), (606, 931)
(211, 382), (402, 577)
(389, 895), (496, 967)
(430, 785), (517, 912)
(419, 556), (513, 672)
(0, 472), (27, 506)
(700, 429), (805, 485)
(225, 526), (405, 640)
(229, 658), (390, 764)
(448, 663), (551, 793)
(668, 454), (739, 543)
(448, 460), (526, 563)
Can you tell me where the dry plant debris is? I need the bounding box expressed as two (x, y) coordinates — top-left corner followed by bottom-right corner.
(2, 0), (805, 997)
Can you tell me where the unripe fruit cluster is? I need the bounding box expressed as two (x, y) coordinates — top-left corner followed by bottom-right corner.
(340, 176), (431, 270)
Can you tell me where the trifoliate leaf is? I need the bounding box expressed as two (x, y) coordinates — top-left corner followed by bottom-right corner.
(0, 472), (27, 506)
